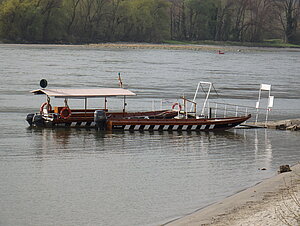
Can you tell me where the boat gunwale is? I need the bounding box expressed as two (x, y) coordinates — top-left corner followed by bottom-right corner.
(107, 115), (251, 126)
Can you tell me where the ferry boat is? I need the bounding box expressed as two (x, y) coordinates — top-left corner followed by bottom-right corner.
(26, 80), (251, 131)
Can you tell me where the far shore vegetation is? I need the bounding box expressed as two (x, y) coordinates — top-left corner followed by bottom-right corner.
(0, 0), (300, 48)
(163, 39), (300, 48)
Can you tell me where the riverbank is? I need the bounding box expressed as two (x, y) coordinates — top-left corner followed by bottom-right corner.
(166, 163), (300, 226)
(256, 118), (300, 131)
(1, 42), (300, 53)
(89, 43), (300, 53)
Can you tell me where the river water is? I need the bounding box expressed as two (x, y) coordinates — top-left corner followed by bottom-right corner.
(0, 44), (299, 226)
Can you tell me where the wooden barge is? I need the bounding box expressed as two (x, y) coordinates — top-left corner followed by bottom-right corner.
(26, 84), (251, 131)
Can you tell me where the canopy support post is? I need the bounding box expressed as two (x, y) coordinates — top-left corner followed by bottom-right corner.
(123, 96), (127, 114)
(84, 97), (87, 116)
(64, 98), (69, 107)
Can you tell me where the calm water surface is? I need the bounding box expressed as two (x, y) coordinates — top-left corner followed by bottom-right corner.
(0, 44), (299, 226)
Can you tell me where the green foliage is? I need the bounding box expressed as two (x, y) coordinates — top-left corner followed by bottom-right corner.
(185, 0), (218, 40)
(118, 0), (170, 42)
(0, 0), (299, 44)
(0, 0), (66, 42)
(0, 0), (42, 41)
(263, 39), (300, 47)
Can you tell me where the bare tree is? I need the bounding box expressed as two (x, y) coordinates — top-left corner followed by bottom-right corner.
(272, 0), (300, 43)
(214, 0), (234, 41)
(66, 0), (81, 36)
(168, 0), (186, 40)
(247, 0), (273, 42)
(230, 0), (251, 41)
(77, 0), (108, 42)
(37, 0), (62, 42)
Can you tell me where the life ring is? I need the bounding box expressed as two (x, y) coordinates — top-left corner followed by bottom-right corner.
(60, 107), (72, 119)
(172, 103), (182, 111)
(40, 102), (52, 114)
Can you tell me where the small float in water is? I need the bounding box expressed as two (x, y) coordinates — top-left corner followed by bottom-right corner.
(26, 79), (251, 131)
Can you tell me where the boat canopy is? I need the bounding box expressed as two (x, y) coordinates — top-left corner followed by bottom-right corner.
(31, 88), (136, 98)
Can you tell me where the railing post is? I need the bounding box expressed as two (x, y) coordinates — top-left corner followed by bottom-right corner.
(207, 102), (210, 117)
(265, 109), (270, 127)
(214, 103), (218, 118)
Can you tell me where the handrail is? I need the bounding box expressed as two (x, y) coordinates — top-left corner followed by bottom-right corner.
(208, 101), (270, 111)
(190, 81), (212, 116)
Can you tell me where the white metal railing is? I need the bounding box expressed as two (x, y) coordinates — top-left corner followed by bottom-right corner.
(206, 101), (273, 125)
(151, 98), (274, 125)
(151, 81), (276, 126)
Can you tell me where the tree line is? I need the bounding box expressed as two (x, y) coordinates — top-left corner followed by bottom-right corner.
(0, 0), (299, 44)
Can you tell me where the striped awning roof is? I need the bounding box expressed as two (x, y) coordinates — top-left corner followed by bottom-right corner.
(31, 88), (136, 98)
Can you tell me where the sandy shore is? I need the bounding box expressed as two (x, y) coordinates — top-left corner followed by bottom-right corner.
(165, 163), (300, 226)
(89, 43), (237, 52)
(88, 43), (300, 53)
(2, 43), (300, 53)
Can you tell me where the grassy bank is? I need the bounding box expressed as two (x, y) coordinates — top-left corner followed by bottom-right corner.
(163, 39), (300, 48)
(2, 40), (300, 52)
(1, 38), (300, 49)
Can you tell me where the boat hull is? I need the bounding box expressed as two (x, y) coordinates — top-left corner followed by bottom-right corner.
(27, 113), (251, 131)
(107, 115), (251, 131)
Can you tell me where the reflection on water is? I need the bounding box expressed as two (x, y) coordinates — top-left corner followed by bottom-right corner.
(0, 45), (299, 226)
(27, 127), (248, 155)
(253, 129), (273, 169)
(4, 126), (295, 226)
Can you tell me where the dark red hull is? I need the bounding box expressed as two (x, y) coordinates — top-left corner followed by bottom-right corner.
(107, 115), (251, 131)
